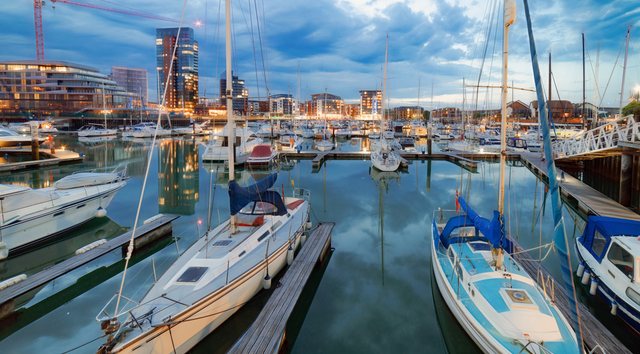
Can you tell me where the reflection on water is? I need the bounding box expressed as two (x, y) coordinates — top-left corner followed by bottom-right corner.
(158, 139), (199, 215)
(0, 136), (616, 353)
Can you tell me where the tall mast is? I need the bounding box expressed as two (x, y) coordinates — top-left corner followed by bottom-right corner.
(497, 0), (515, 269)
(382, 34), (388, 132)
(102, 83), (107, 128)
(582, 33), (586, 129)
(225, 0), (236, 232)
(619, 26), (631, 116)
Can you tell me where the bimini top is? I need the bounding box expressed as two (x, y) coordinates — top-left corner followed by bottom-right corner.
(228, 173), (286, 216)
(443, 197), (505, 250)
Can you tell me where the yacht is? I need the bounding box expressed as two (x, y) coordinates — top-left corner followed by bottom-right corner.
(0, 127), (45, 147)
(246, 144), (278, 167)
(0, 169), (127, 259)
(77, 124), (117, 138)
(575, 216), (640, 332)
(121, 122), (172, 138)
(201, 125), (262, 163)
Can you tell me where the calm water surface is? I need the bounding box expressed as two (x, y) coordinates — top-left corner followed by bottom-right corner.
(1, 135), (582, 353)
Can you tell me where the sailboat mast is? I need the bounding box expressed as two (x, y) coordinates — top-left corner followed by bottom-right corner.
(619, 26), (631, 116)
(499, 0), (515, 217)
(102, 83), (107, 128)
(381, 34), (388, 133)
(225, 0), (237, 232)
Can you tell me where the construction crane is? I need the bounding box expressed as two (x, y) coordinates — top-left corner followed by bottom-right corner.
(33, 0), (179, 61)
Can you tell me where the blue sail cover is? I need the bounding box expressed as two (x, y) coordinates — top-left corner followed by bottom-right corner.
(228, 173), (287, 216)
(458, 197), (504, 249)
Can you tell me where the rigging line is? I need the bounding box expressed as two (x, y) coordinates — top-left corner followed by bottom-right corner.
(253, 0), (270, 98)
(598, 41), (624, 109)
(247, 0), (262, 100)
(474, 0), (498, 112)
(482, 0), (501, 114)
(114, 0), (189, 318)
(585, 50), (603, 108)
(60, 333), (108, 353)
(214, 0), (222, 94)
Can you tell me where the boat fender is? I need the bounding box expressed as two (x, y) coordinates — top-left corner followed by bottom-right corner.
(95, 207), (107, 218)
(143, 214), (164, 225)
(76, 239), (107, 255)
(581, 269), (590, 285)
(576, 262), (585, 277)
(589, 278), (598, 295)
(287, 246), (294, 265)
(306, 221), (312, 230)
(0, 241), (7, 260)
(301, 233), (307, 246)
(0, 274), (27, 291)
(611, 301), (618, 316)
(262, 274), (272, 290)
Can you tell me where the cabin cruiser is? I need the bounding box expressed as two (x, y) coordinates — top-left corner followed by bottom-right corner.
(0, 169), (127, 259)
(246, 144), (278, 167)
(201, 125), (262, 163)
(575, 216), (640, 332)
(77, 124), (117, 138)
(121, 122), (172, 138)
(0, 127), (45, 147)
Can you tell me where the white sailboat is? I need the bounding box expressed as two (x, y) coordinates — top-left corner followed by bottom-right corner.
(371, 35), (400, 172)
(430, 1), (579, 352)
(96, 3), (311, 353)
(78, 84), (118, 138)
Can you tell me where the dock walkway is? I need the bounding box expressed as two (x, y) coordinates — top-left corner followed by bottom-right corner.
(512, 240), (631, 353)
(520, 153), (640, 220)
(230, 222), (334, 354)
(0, 214), (177, 314)
(0, 147), (83, 173)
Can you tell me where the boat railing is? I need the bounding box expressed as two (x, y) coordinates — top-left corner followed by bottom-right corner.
(293, 188), (311, 203)
(519, 340), (554, 354)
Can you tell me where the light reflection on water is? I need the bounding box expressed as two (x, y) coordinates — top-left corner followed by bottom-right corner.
(0, 136), (579, 353)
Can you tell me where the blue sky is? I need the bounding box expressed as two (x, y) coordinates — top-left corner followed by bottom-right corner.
(1, 0), (638, 109)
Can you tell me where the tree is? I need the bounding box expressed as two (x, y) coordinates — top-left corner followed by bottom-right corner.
(622, 101), (640, 120)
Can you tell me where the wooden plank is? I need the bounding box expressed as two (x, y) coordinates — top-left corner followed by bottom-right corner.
(231, 222), (334, 354)
(521, 154), (640, 221)
(512, 240), (631, 353)
(0, 214), (178, 306)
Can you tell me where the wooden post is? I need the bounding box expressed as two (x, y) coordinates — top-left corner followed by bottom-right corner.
(619, 149), (632, 206)
(30, 122), (39, 161)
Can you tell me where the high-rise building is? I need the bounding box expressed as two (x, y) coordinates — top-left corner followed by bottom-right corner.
(359, 90), (382, 116)
(111, 66), (148, 107)
(156, 27), (199, 112)
(0, 60), (134, 117)
(219, 71), (249, 115)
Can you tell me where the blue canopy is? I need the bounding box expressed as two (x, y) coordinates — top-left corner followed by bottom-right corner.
(228, 173), (287, 216)
(580, 215), (640, 261)
(458, 197), (505, 249)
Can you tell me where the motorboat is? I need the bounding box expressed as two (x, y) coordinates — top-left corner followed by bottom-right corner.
(172, 121), (210, 136)
(201, 125), (262, 163)
(575, 216), (640, 332)
(278, 131), (303, 152)
(315, 139), (334, 152)
(121, 122), (172, 138)
(246, 144), (278, 167)
(0, 127), (45, 148)
(0, 169), (127, 259)
(77, 124), (117, 138)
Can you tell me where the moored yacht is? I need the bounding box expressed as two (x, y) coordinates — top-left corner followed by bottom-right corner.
(0, 169), (127, 259)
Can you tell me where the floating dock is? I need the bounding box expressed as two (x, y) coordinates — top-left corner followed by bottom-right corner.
(0, 147), (83, 173)
(230, 222), (334, 354)
(0, 214), (178, 318)
(520, 153), (640, 220)
(511, 240), (631, 353)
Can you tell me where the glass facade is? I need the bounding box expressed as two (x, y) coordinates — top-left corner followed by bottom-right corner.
(311, 93), (343, 117)
(0, 60), (134, 117)
(156, 27), (199, 112)
(111, 67), (148, 107)
(359, 90), (382, 115)
(219, 71), (249, 115)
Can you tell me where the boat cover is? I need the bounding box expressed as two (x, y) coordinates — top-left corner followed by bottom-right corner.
(580, 215), (640, 262)
(458, 196), (505, 249)
(250, 145), (273, 158)
(228, 173), (286, 216)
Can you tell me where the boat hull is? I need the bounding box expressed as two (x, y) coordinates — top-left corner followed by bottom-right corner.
(112, 228), (303, 354)
(1, 184), (124, 254)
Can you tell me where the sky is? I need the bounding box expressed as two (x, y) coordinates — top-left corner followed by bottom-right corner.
(1, 0), (639, 110)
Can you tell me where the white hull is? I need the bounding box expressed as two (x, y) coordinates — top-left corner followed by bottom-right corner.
(371, 150), (400, 172)
(77, 129), (117, 138)
(1, 182), (125, 253)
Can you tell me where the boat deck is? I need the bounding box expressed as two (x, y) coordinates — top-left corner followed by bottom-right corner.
(230, 222), (334, 353)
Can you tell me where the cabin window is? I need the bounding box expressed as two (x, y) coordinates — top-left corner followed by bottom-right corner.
(240, 201), (277, 215)
(591, 230), (607, 258)
(626, 287), (640, 306)
(607, 242), (634, 280)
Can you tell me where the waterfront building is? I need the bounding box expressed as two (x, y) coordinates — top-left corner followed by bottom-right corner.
(530, 100), (573, 121)
(220, 71), (249, 115)
(269, 94), (294, 116)
(111, 66), (148, 107)
(359, 90), (382, 118)
(311, 93), (343, 118)
(0, 60), (135, 117)
(156, 27), (199, 112)
(248, 99), (269, 116)
(343, 103), (360, 118)
(393, 106), (424, 120)
(432, 107), (461, 123)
